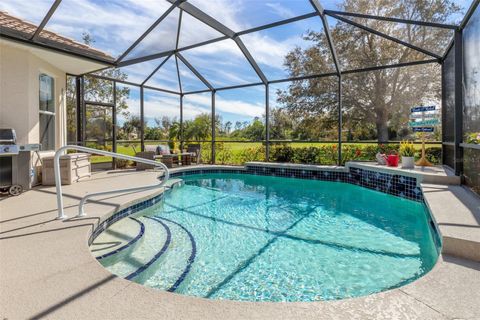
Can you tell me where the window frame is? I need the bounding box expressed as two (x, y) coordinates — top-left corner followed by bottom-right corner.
(39, 73), (56, 151)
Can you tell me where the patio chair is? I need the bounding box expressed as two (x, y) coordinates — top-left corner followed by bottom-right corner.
(144, 144), (179, 168)
(187, 144), (201, 164)
(135, 151), (156, 170)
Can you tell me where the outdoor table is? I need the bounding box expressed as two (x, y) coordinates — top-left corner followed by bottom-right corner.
(179, 152), (194, 165)
(154, 152), (194, 168)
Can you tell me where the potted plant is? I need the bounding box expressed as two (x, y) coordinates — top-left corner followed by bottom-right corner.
(400, 140), (415, 169)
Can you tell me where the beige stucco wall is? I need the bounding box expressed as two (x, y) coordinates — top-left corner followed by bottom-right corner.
(0, 40), (66, 151)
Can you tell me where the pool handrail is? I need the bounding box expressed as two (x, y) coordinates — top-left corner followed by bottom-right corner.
(54, 145), (170, 220)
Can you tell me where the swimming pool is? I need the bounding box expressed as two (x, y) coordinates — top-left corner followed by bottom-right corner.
(90, 172), (439, 302)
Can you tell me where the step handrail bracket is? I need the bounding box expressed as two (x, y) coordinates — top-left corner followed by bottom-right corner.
(54, 145), (170, 220)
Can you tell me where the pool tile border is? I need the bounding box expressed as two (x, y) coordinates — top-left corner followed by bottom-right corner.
(88, 188), (173, 245)
(170, 166), (422, 202)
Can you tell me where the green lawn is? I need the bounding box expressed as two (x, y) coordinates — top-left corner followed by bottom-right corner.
(89, 141), (441, 165)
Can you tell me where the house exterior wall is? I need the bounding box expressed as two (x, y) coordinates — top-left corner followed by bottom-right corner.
(0, 40), (67, 151)
(1, 41), (68, 186)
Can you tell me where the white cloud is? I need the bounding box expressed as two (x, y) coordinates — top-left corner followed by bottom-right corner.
(142, 91), (181, 121)
(185, 92), (264, 118)
(0, 0), (53, 24)
(264, 2), (296, 19)
(187, 0), (247, 30)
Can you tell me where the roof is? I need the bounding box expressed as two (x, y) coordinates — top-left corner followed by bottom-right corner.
(0, 11), (114, 63)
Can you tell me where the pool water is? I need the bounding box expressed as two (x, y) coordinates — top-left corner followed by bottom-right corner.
(92, 173), (439, 302)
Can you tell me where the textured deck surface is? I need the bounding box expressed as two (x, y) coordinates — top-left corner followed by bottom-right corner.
(1, 167), (479, 320)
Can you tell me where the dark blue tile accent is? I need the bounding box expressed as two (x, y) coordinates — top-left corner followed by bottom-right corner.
(88, 190), (169, 245)
(96, 217), (145, 260)
(244, 165), (423, 202)
(125, 217), (172, 280)
(151, 216), (197, 292)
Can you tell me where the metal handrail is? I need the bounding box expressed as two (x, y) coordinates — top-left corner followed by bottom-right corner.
(54, 145), (170, 220)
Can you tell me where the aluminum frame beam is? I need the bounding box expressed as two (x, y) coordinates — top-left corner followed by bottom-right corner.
(117, 0), (185, 62)
(309, 0), (341, 75)
(168, 0), (268, 84)
(88, 73), (180, 95)
(175, 55), (183, 94)
(31, 0), (62, 40)
(116, 12), (319, 67)
(324, 10), (459, 30)
(140, 86), (145, 151)
(174, 9), (183, 93)
(461, 0), (480, 30)
(328, 13), (442, 60)
(94, 58), (438, 96)
(141, 55), (171, 86)
(454, 30), (464, 176)
(176, 53), (214, 90)
(443, 0), (480, 61)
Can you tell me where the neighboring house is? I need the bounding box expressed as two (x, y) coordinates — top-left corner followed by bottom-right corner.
(0, 11), (113, 183)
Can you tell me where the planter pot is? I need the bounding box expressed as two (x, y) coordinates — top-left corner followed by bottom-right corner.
(376, 152), (386, 165)
(386, 154), (399, 167)
(401, 156), (415, 169)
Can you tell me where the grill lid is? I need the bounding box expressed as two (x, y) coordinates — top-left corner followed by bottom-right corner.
(0, 128), (16, 144)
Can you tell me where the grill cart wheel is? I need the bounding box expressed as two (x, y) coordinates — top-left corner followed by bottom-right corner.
(8, 184), (23, 196)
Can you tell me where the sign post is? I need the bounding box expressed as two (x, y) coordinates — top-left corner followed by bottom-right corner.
(408, 105), (439, 167)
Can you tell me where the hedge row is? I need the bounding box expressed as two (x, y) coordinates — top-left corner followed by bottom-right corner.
(269, 144), (442, 165)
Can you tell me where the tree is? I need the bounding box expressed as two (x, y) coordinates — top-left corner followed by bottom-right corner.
(224, 121), (232, 135)
(269, 108), (294, 140)
(277, 0), (459, 142)
(234, 121), (243, 131)
(243, 118), (265, 141)
(121, 115), (142, 139)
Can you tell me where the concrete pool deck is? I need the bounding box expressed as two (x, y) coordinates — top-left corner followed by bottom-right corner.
(1, 166), (479, 319)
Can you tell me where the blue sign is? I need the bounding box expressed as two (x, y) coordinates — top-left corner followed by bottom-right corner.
(411, 106), (436, 113)
(413, 127), (435, 132)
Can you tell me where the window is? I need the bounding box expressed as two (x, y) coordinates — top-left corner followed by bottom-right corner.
(39, 74), (55, 150)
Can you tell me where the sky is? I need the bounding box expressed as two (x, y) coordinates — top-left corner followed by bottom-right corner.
(0, 0), (475, 125)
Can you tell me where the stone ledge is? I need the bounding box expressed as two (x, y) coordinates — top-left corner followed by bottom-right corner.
(422, 183), (480, 262)
(245, 161), (346, 172)
(347, 162), (460, 185)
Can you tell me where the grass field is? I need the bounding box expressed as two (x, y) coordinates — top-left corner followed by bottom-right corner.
(89, 141), (441, 165)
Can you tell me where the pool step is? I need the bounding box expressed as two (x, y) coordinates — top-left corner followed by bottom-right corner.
(129, 217), (197, 292)
(92, 216), (171, 279)
(91, 213), (197, 290)
(91, 217), (144, 260)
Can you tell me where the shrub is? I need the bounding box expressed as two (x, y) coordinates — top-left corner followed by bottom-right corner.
(238, 146), (265, 163)
(465, 132), (480, 144)
(378, 144), (400, 155)
(293, 147), (321, 164)
(200, 142), (212, 164)
(341, 145), (362, 165)
(115, 159), (133, 169)
(320, 145), (338, 165)
(270, 145), (295, 162)
(215, 142), (233, 165)
(362, 145), (379, 160)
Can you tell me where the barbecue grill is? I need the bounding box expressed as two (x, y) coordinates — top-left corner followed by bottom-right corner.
(0, 128), (22, 195)
(0, 128), (40, 196)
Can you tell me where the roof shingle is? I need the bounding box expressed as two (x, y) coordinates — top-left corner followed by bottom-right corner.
(0, 11), (114, 62)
